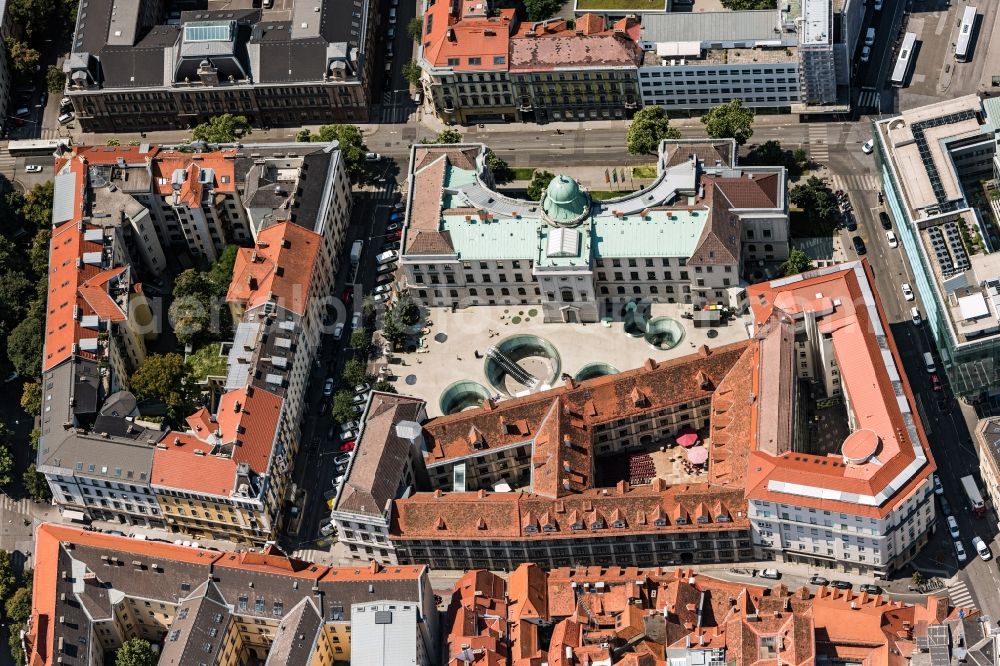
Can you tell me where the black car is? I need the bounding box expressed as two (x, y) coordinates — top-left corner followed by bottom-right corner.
(879, 211), (892, 230)
(939, 495), (952, 516)
(809, 575), (830, 586)
(844, 211), (858, 231)
(852, 235), (867, 255)
(830, 580), (852, 590)
(859, 584), (882, 594)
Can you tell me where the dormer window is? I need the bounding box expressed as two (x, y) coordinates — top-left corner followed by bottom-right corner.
(676, 517), (688, 525)
(571, 522), (585, 531)
(717, 515), (730, 523)
(524, 524), (538, 533)
(613, 521), (626, 529)
(697, 515), (710, 524)
(654, 518), (668, 527)
(543, 523), (558, 532)
(591, 520), (604, 530)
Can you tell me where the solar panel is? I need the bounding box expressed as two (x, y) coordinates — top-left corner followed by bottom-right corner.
(183, 21), (233, 42)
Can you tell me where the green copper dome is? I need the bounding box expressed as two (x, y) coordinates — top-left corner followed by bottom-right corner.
(541, 175), (590, 227)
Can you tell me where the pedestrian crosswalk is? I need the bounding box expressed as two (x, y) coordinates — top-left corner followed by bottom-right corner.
(808, 125), (829, 165)
(0, 493), (30, 514)
(857, 89), (882, 112)
(946, 580), (976, 610)
(829, 173), (881, 193)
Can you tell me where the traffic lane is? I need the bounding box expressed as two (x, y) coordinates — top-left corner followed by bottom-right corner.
(861, 0), (910, 89)
(13, 154), (55, 190)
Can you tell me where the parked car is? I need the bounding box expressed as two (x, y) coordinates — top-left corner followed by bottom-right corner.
(365, 152), (382, 162)
(973, 536), (992, 561)
(376, 273), (394, 285)
(354, 383), (371, 395)
(60, 96), (71, 108)
(947, 515), (961, 539)
(954, 540), (968, 563)
(374, 284), (391, 295)
(333, 322), (345, 339)
(758, 568), (781, 580)
(375, 249), (398, 264)
(911, 307), (922, 325)
(339, 440), (357, 452)
(389, 212), (403, 222)
(386, 222), (401, 232)
(340, 420), (359, 433)
(859, 584), (882, 594)
(341, 287), (354, 305)
(862, 139), (874, 154)
(352, 392), (368, 405)
(939, 495), (952, 516)
(323, 378), (335, 397)
(830, 580), (852, 590)
(879, 211), (892, 230)
(374, 292), (390, 304)
(319, 521), (336, 537)
(931, 374), (944, 392)
(860, 46), (871, 62)
(351, 312), (361, 329)
(808, 575), (829, 586)
(885, 230), (898, 248)
(58, 111), (74, 125)
(852, 235), (867, 255)
(844, 211), (858, 231)
(377, 262), (396, 275)
(933, 474), (944, 495)
(901, 283), (914, 301)
(24, 165), (42, 173)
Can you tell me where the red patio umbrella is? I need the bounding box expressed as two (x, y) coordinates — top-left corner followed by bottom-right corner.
(687, 445), (709, 465)
(676, 427), (699, 448)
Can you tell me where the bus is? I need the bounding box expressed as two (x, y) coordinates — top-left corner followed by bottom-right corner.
(6, 138), (71, 157)
(890, 32), (917, 87)
(955, 6), (977, 62)
(960, 475), (985, 515)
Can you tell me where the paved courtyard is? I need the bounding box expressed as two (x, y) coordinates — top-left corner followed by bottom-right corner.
(376, 302), (753, 417)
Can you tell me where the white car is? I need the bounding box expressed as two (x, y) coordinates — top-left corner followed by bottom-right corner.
(758, 568), (781, 580)
(861, 46), (871, 63)
(885, 230), (898, 248)
(24, 165), (42, 173)
(933, 474), (943, 495)
(973, 536), (992, 560)
(874, 0), (882, 9)
(351, 312), (362, 329)
(947, 515), (960, 539)
(374, 292), (390, 304)
(365, 152), (382, 162)
(901, 283), (914, 301)
(954, 540), (968, 563)
(332, 322), (345, 339)
(323, 378), (335, 397)
(373, 284), (391, 295)
(375, 249), (398, 265)
(319, 521), (336, 537)
(58, 111), (74, 125)
(862, 139), (874, 154)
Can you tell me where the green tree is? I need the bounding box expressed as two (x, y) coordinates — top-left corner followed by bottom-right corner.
(402, 60), (421, 88)
(311, 125), (368, 182)
(701, 100), (755, 146)
(526, 170), (555, 201)
(720, 0), (774, 8)
(780, 249), (813, 276)
(745, 140), (806, 179)
(331, 390), (356, 424)
(191, 114), (250, 144)
(485, 149), (512, 184)
(522, 0), (562, 21)
(0, 445), (13, 486)
(29, 229), (52, 277)
(425, 129), (462, 144)
(207, 245), (239, 296)
(170, 269), (221, 345)
(115, 638), (157, 666)
(361, 295), (376, 319)
(0, 550), (17, 606)
(129, 353), (193, 422)
(393, 293), (420, 326)
(381, 310), (405, 349)
(7, 0), (56, 38)
(0, 271), (35, 325)
(350, 326), (368, 351)
(295, 129), (312, 142)
(5, 39), (39, 78)
(792, 148), (809, 169)
(373, 379), (398, 393)
(47, 64), (65, 94)
(342, 358), (368, 387)
(23, 463), (51, 501)
(911, 571), (925, 587)
(5, 585), (32, 624)
(20, 381), (41, 416)
(29, 428), (40, 451)
(7, 314), (43, 378)
(790, 176), (838, 230)
(22, 181), (54, 229)
(407, 16), (423, 42)
(627, 107), (681, 155)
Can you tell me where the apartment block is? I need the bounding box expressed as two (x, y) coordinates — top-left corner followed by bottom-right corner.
(24, 524), (439, 666)
(60, 0), (379, 132)
(400, 140), (789, 322)
(975, 418), (1000, 515)
(38, 143), (351, 539)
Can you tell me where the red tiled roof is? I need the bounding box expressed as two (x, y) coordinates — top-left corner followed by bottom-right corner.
(216, 387), (283, 474)
(151, 433), (237, 495)
(228, 222), (321, 316)
(420, 0), (515, 71)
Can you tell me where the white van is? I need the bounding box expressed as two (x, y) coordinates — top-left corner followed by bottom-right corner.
(911, 307), (921, 325)
(923, 352), (936, 373)
(865, 27), (876, 46)
(973, 536), (992, 560)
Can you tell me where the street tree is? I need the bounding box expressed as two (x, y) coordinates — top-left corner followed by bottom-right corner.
(0, 444), (13, 486)
(115, 638), (158, 666)
(720, 0), (774, 8)
(20, 381), (41, 416)
(627, 107), (681, 155)
(393, 293), (420, 326)
(350, 327), (369, 352)
(780, 248), (813, 277)
(526, 170), (555, 201)
(23, 463), (51, 501)
(7, 314), (43, 379)
(331, 391), (356, 424)
(6, 39), (39, 78)
(407, 16), (423, 42)
(342, 358), (368, 387)
(485, 149), (512, 183)
(402, 60), (421, 88)
(310, 125), (368, 181)
(47, 65), (65, 94)
(373, 379), (398, 393)
(0, 550), (17, 604)
(7, 0), (56, 39)
(5, 584), (32, 624)
(701, 100), (755, 146)
(22, 181), (54, 228)
(790, 176), (838, 230)
(191, 114), (250, 143)
(381, 310), (405, 349)
(430, 129), (462, 144)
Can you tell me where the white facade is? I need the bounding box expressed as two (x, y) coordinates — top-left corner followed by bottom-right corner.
(350, 601), (434, 666)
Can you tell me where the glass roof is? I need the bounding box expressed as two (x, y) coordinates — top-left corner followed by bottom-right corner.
(183, 21), (234, 43)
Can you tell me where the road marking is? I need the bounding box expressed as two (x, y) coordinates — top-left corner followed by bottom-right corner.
(946, 580), (976, 610)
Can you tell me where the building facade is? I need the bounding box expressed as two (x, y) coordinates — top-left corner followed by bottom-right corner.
(61, 0), (379, 132)
(873, 95), (1000, 400)
(400, 140), (789, 322)
(975, 418), (1000, 516)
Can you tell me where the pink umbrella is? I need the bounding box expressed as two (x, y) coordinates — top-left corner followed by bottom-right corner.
(676, 427), (699, 448)
(687, 445), (709, 465)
